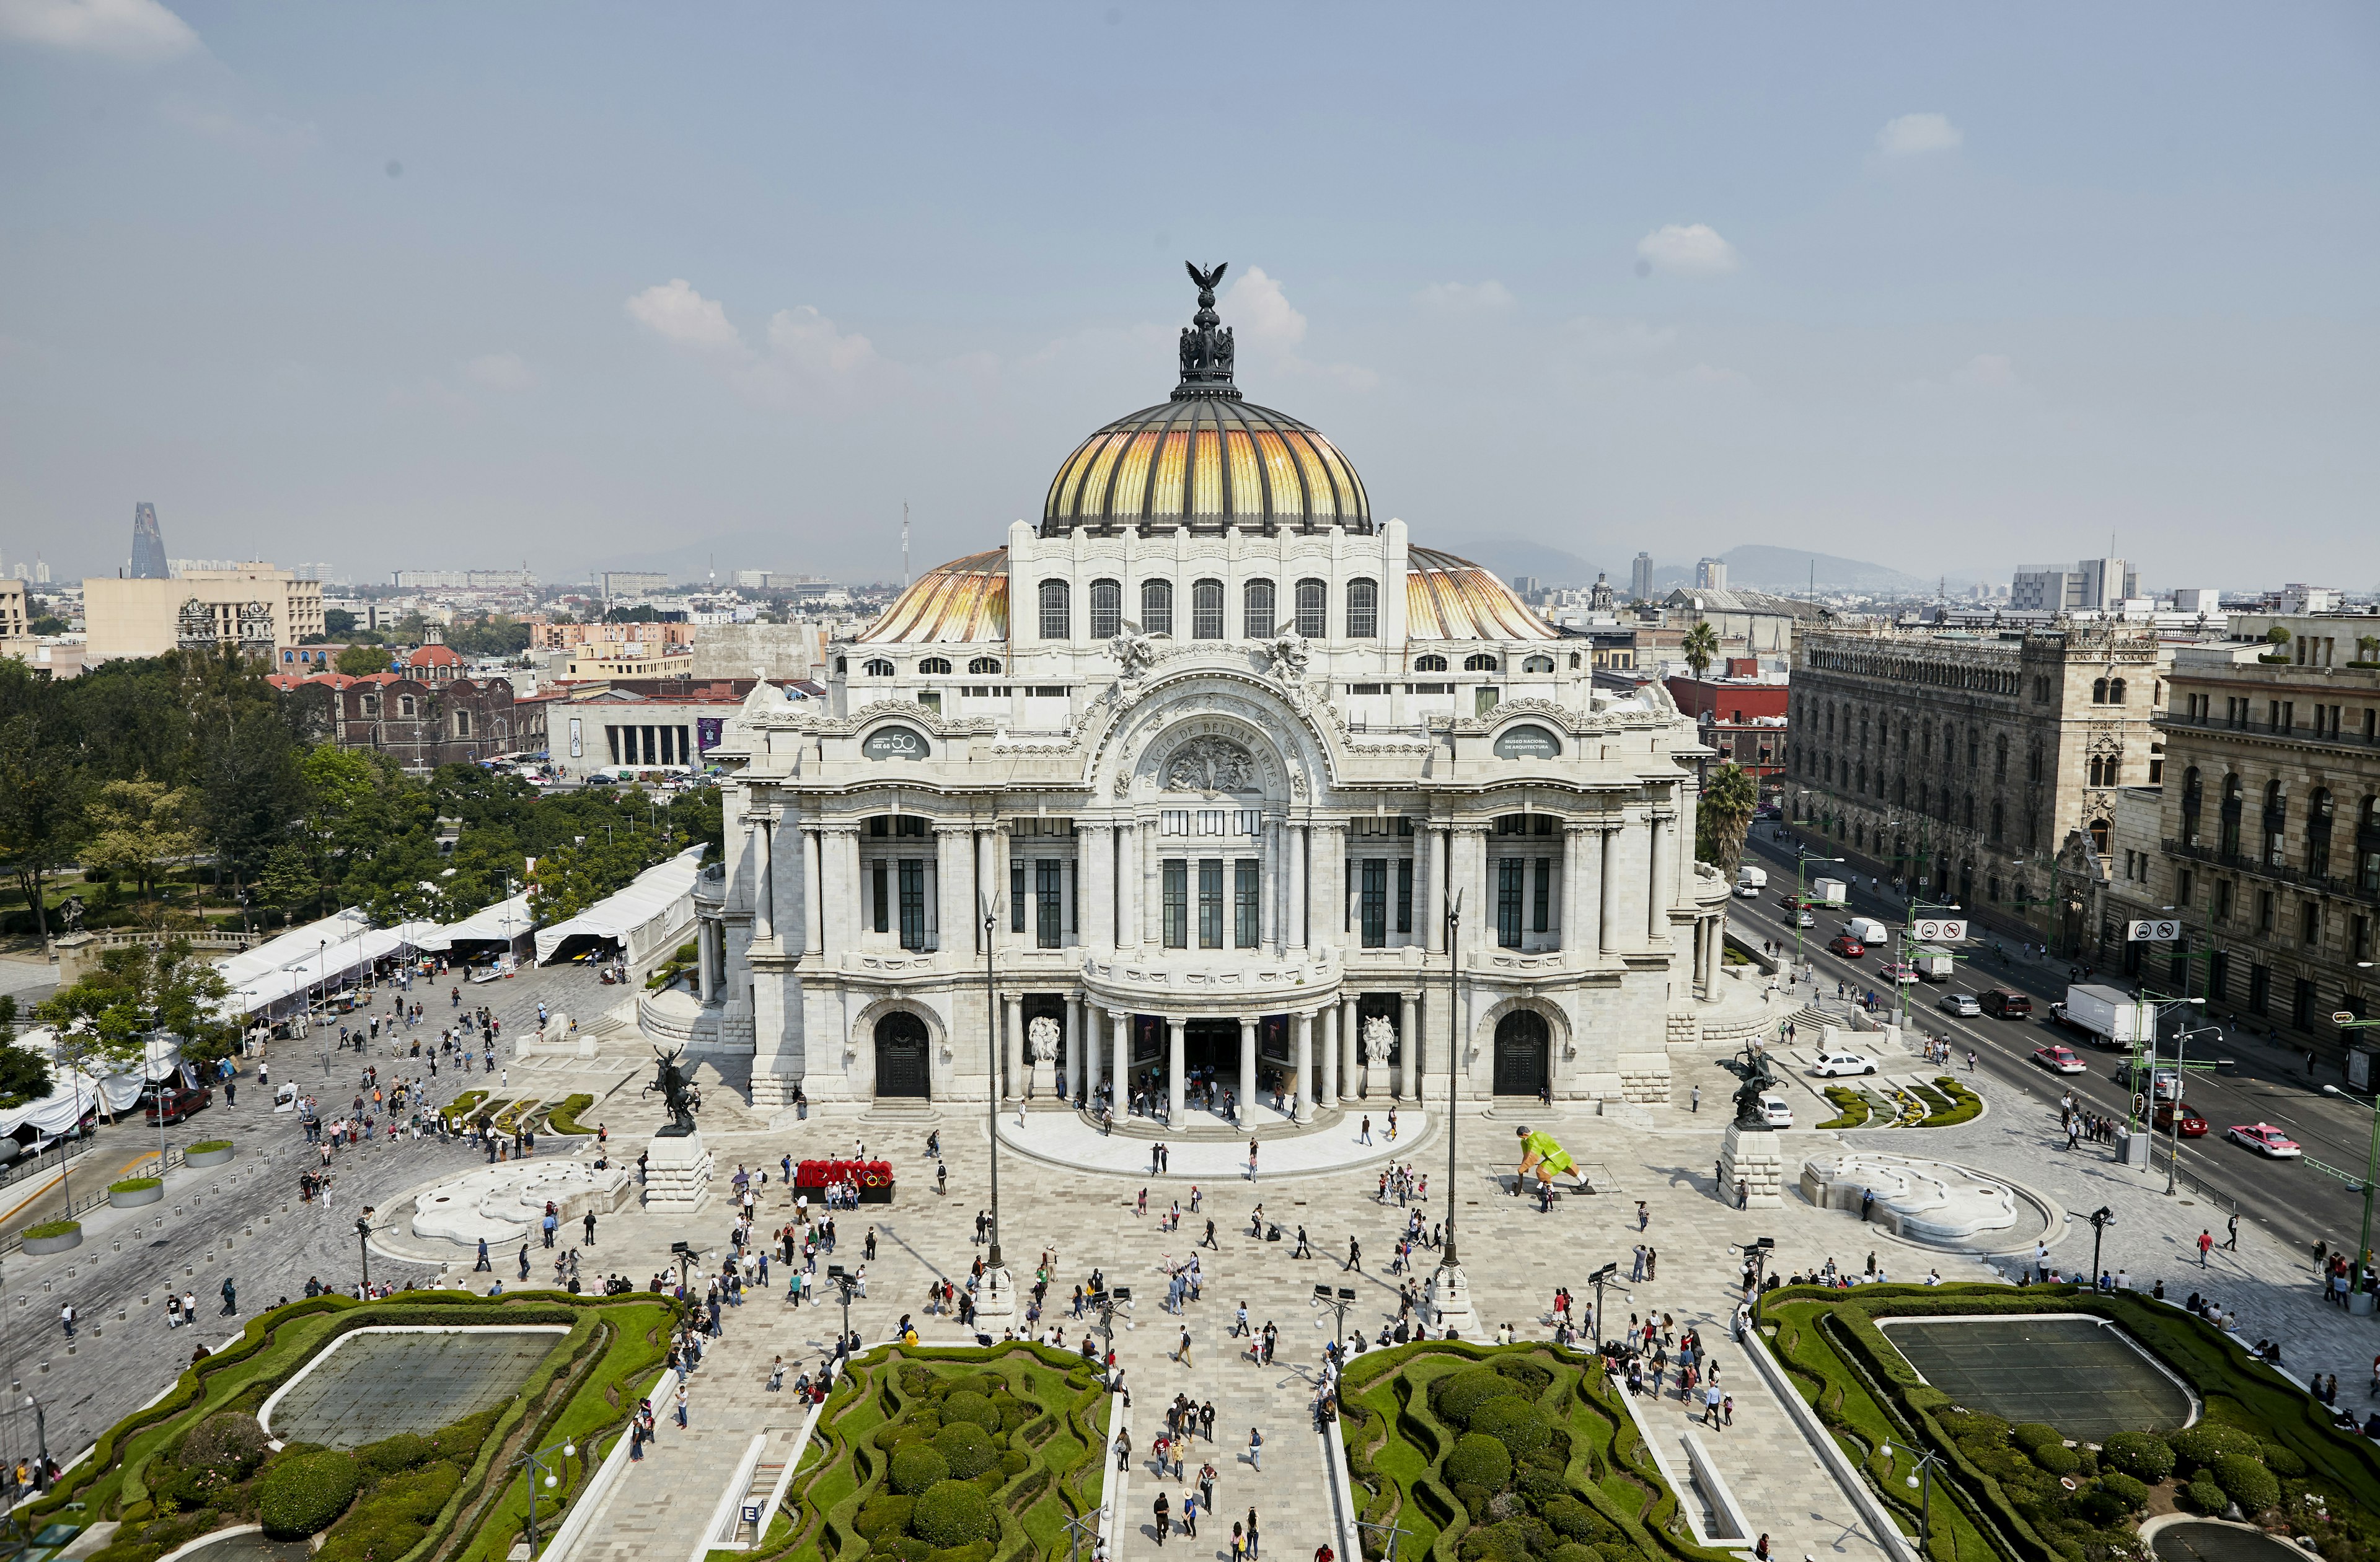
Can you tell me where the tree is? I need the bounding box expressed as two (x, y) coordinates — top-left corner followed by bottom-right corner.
(255, 842), (316, 919)
(0, 991), (50, 1108)
(35, 936), (238, 1071)
(336, 644), (394, 676)
(1681, 620), (1721, 681)
(323, 607), (358, 638)
(81, 776), (201, 901)
(1695, 763), (1760, 875)
(0, 662), (86, 937)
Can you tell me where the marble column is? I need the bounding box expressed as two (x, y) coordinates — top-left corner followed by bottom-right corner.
(1111, 1012), (1130, 1118)
(1115, 822), (1138, 949)
(1082, 823), (1113, 951)
(751, 817), (775, 944)
(1561, 826), (1584, 954)
(935, 825), (971, 957)
(1003, 993), (1023, 1102)
(843, 829), (864, 947)
(1598, 827), (1621, 955)
(1083, 1001), (1103, 1105)
(1064, 993), (1083, 1099)
(1339, 994), (1359, 1102)
(1647, 806), (1674, 942)
(803, 827), (826, 955)
(1166, 1016), (1187, 1123)
(974, 830), (995, 954)
(1286, 825), (1308, 951)
(1455, 826), (1487, 950)
(1399, 989), (1420, 1101)
(1238, 1017), (1258, 1123)
(1293, 1011), (1313, 1123)
(695, 919), (716, 1003)
(1141, 821), (1160, 951)
(1320, 1003), (1339, 1108)
(991, 825), (1014, 953)
(1309, 822), (1342, 954)
(1259, 818), (1279, 953)
(1421, 825), (1445, 954)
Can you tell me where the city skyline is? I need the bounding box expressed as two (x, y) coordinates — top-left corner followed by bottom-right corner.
(2, 2), (2375, 587)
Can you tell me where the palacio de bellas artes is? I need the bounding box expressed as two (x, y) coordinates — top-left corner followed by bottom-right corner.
(701, 266), (1748, 1128)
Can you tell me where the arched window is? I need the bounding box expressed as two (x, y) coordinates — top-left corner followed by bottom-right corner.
(1140, 579), (1173, 636)
(2180, 766), (2203, 846)
(1994, 735), (2007, 781)
(399, 693), (416, 717)
(2219, 773), (2244, 857)
(1038, 579), (1070, 641)
(1089, 578), (1122, 640)
(2263, 779), (2288, 867)
(1989, 799), (2004, 843)
(1463, 653), (1500, 672)
(1243, 578), (1276, 639)
(2092, 677), (2109, 704)
(1295, 577), (1328, 638)
(2360, 796), (2380, 892)
(1344, 578), (1377, 638)
(862, 658), (894, 678)
(2109, 678), (2127, 704)
(1522, 655), (1555, 674)
(1414, 654), (1448, 672)
(1191, 578), (1223, 639)
(834, 657), (848, 675)
(968, 656), (1003, 675)
(919, 656), (952, 675)
(2307, 787), (2335, 876)
(1568, 652), (1581, 670)
(2027, 740), (2043, 783)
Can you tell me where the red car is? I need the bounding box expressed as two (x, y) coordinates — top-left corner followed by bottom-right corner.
(2030, 1045), (2087, 1075)
(144, 1085), (213, 1125)
(1828, 934), (1867, 959)
(2154, 1102), (2209, 1138)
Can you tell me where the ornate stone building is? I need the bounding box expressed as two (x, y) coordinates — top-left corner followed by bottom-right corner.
(1785, 625), (2172, 949)
(697, 270), (1733, 1113)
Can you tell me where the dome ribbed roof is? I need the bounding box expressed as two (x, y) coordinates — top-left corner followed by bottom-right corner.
(1039, 262), (1370, 538)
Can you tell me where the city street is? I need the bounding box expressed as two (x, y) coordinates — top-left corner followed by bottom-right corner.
(1732, 828), (2377, 1257)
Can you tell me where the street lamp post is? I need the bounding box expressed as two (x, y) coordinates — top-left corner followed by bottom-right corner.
(1585, 1260), (1620, 1351)
(1879, 1439), (1948, 1546)
(509, 1434), (580, 1558)
(1088, 1283), (1132, 1382)
(1310, 1283), (1357, 1349)
(356, 1208), (375, 1296)
(2319, 1084), (2380, 1279)
(1426, 892), (1471, 1336)
(826, 1265), (862, 1359)
(2086, 1206), (2115, 1288)
(978, 890), (1013, 1323)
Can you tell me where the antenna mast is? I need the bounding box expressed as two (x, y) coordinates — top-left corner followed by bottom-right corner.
(902, 502), (911, 588)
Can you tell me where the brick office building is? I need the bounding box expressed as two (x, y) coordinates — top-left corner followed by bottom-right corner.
(276, 672), (544, 771)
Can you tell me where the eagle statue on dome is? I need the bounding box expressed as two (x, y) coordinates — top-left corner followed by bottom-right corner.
(1179, 261), (1236, 385)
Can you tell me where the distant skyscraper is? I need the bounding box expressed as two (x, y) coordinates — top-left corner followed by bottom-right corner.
(1695, 557), (1727, 591)
(1629, 551), (1654, 600)
(129, 503), (169, 579)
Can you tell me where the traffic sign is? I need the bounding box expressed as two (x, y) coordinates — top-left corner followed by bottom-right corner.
(2127, 919), (2180, 942)
(1911, 918), (1968, 942)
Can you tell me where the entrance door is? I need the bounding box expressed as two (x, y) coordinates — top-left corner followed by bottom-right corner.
(874, 1012), (930, 1099)
(1492, 1010), (1550, 1097)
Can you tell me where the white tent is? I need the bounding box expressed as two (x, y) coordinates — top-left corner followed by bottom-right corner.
(534, 846), (707, 967)
(440, 893), (534, 950)
(218, 910), (374, 988)
(0, 1027), (181, 1139)
(216, 914), (443, 1017)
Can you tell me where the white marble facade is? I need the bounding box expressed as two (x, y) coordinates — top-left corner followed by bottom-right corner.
(692, 274), (1732, 1115)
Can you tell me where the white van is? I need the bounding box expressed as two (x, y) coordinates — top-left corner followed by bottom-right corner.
(1736, 866), (1768, 898)
(1843, 916), (1891, 947)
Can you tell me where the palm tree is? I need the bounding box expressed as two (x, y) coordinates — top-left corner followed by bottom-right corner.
(1696, 763), (1760, 874)
(1681, 620), (1721, 680)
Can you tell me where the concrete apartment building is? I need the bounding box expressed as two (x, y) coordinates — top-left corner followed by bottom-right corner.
(83, 563), (325, 662)
(2091, 641), (2380, 1075)
(1785, 624), (2171, 948)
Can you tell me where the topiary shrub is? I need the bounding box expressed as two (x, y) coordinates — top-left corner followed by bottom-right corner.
(2184, 1478), (2228, 1514)
(2098, 1432), (2174, 1483)
(314, 1465), (461, 1562)
(2259, 1442), (2306, 1478)
(892, 1443), (951, 1496)
(943, 1389), (1002, 1433)
(2170, 1424), (2260, 1472)
(1491, 1355), (1554, 1396)
(933, 1421), (998, 1480)
(1445, 1433), (1513, 1491)
(2210, 1453), (2278, 1514)
(357, 1431), (435, 1476)
(910, 1479), (994, 1547)
(1551, 1547), (1601, 1562)
(1469, 1397), (1551, 1460)
(257, 1449), (362, 1537)
(2096, 1473), (2149, 1512)
(2009, 1423), (2063, 1454)
(1431, 1371), (1514, 1429)
(182, 1411), (270, 1480)
(855, 1495), (914, 1538)
(2078, 1490), (2131, 1526)
(2032, 1444), (2081, 1476)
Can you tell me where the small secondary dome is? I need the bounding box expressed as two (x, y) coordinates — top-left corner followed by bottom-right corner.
(1040, 263), (1370, 538)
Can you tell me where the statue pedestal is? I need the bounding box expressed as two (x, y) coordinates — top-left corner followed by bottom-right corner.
(1028, 1058), (1064, 1110)
(1361, 1063), (1393, 1100)
(643, 1130), (714, 1215)
(974, 1263), (1018, 1329)
(1424, 1260), (1476, 1339)
(1719, 1121), (1786, 1209)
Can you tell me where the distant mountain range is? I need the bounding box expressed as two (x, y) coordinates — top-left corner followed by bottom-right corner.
(1462, 537), (1972, 597)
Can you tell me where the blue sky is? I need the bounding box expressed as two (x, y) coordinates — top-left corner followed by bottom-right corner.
(2, 1), (2375, 590)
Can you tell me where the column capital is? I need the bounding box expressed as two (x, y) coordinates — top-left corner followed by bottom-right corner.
(1163, 1013), (1190, 1029)
(932, 820), (976, 836)
(1001, 989), (1025, 1004)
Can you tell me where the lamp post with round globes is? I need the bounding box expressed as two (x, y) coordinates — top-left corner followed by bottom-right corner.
(511, 1434), (580, 1555)
(1426, 892), (1473, 1336)
(1877, 1439), (1947, 1545)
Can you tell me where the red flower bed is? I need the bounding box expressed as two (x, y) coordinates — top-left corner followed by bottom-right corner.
(796, 1157), (894, 1189)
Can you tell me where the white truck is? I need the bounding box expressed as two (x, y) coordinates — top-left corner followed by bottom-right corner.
(1736, 866), (1768, 897)
(1812, 877), (1849, 906)
(2050, 983), (2148, 1049)
(1912, 946), (1956, 983)
(1843, 916), (1892, 947)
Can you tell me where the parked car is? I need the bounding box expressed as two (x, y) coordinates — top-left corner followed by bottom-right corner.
(1761, 1094), (1794, 1129)
(143, 1084), (213, 1124)
(1808, 1050), (1879, 1077)
(2153, 1102), (2210, 1138)
(1828, 934), (1867, 959)
(2030, 1045), (2088, 1075)
(1978, 988), (2032, 1019)
(1937, 991), (1982, 1018)
(2227, 1122), (2302, 1159)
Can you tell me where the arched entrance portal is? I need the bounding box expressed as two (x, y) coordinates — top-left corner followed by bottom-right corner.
(1491, 1010), (1550, 1098)
(874, 1011), (930, 1099)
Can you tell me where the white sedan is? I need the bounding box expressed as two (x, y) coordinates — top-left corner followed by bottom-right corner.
(1808, 1050), (1880, 1078)
(2227, 1123), (2302, 1159)
(1761, 1094), (1794, 1128)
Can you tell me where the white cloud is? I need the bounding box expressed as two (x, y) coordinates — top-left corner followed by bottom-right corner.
(1876, 112), (1963, 157)
(1950, 353), (2018, 390)
(0, 0), (196, 59)
(1414, 280), (1514, 314)
(625, 278), (743, 354)
(1636, 224), (1739, 276)
(765, 305), (876, 375)
(463, 352), (534, 392)
(1222, 266), (1307, 350)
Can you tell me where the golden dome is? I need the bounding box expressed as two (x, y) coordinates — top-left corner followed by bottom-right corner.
(1039, 263), (1370, 537)
(856, 549), (1007, 644)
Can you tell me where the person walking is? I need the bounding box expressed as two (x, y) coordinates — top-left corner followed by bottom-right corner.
(58, 1303), (74, 1339)
(1175, 1326), (1193, 1366)
(1246, 1426), (1263, 1472)
(1347, 1237), (1361, 1272)
(1152, 1492), (1171, 1547)
(584, 1211), (597, 1246)
(2226, 1212), (2240, 1251)
(2198, 1229), (2214, 1266)
(676, 1379), (690, 1428)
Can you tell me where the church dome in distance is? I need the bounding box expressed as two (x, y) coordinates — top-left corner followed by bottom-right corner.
(1040, 263), (1370, 538)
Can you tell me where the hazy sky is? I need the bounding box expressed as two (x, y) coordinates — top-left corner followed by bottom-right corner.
(3, 1), (2376, 590)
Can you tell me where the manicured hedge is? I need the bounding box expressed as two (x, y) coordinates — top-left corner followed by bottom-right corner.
(257, 1449), (361, 1536)
(23, 1219), (79, 1239)
(110, 1177), (162, 1193)
(187, 1139), (232, 1154)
